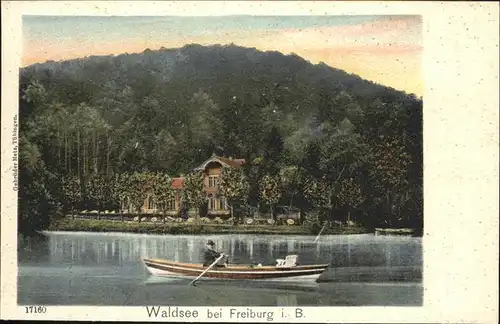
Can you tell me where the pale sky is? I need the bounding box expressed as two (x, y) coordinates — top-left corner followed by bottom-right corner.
(22, 15), (422, 96)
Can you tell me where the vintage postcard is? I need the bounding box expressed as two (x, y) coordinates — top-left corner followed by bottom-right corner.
(1, 1), (498, 323)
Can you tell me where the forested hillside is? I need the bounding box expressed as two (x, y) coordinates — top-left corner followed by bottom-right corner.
(18, 44), (423, 234)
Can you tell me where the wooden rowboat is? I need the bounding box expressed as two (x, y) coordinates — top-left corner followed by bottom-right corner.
(143, 255), (329, 283)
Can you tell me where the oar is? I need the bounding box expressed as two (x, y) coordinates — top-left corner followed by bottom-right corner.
(313, 221), (328, 243)
(189, 253), (225, 286)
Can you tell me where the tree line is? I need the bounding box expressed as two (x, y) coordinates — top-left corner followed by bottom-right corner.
(18, 44), (423, 235)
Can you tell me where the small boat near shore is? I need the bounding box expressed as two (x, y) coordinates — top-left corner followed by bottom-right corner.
(374, 228), (415, 236)
(143, 255), (329, 283)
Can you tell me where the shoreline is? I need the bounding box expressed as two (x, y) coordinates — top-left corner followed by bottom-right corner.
(48, 218), (371, 236)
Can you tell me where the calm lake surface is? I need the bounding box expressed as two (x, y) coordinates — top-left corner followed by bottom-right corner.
(18, 232), (422, 306)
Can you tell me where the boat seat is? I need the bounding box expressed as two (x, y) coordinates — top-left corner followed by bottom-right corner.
(276, 259), (286, 267)
(276, 255), (298, 268)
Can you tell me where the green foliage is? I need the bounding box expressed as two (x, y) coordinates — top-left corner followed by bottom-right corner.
(368, 136), (412, 225)
(302, 175), (332, 209)
(183, 171), (206, 222)
(112, 173), (131, 212)
(369, 136), (411, 189)
(305, 217), (323, 235)
(18, 172), (62, 234)
(61, 175), (82, 215)
(86, 173), (111, 212)
(51, 218), (368, 235)
(337, 177), (365, 210)
(263, 126), (285, 173)
(259, 174), (282, 219)
(279, 165), (302, 208)
(22, 80), (48, 107)
(219, 166), (250, 224)
(18, 136), (63, 234)
(18, 44), (423, 234)
(152, 172), (176, 215)
(128, 172), (146, 214)
(218, 167), (250, 205)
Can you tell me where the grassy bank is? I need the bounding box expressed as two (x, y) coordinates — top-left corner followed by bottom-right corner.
(49, 218), (370, 236)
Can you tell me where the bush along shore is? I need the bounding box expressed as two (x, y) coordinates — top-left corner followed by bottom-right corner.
(49, 218), (370, 236)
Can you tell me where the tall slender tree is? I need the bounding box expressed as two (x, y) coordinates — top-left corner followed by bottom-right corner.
(61, 175), (82, 218)
(259, 174), (282, 223)
(182, 171), (206, 224)
(218, 166), (250, 224)
(152, 172), (176, 221)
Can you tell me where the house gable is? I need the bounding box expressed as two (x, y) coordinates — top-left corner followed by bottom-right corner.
(170, 154), (245, 191)
(193, 154), (246, 172)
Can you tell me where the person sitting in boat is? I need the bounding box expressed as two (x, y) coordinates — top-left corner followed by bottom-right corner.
(203, 240), (227, 267)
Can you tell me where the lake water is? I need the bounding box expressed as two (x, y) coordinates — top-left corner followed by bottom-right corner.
(18, 232), (423, 306)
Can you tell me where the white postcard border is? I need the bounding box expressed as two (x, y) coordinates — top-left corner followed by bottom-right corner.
(2, 1), (499, 323)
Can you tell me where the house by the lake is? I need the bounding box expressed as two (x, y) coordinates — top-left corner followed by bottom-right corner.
(141, 154), (246, 216)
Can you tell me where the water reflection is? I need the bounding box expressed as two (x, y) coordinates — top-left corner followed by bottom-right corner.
(276, 294), (298, 306)
(18, 232), (422, 306)
(24, 232), (422, 271)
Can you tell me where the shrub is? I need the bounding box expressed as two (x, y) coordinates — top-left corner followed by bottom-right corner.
(303, 210), (320, 224)
(191, 225), (203, 234)
(169, 226), (180, 235)
(306, 219), (322, 234)
(48, 217), (370, 236)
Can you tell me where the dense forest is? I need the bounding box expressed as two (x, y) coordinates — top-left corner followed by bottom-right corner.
(18, 43), (423, 235)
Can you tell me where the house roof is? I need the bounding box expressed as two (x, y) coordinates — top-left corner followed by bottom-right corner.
(193, 154), (246, 171)
(215, 156), (246, 168)
(171, 177), (184, 189)
(170, 155), (246, 189)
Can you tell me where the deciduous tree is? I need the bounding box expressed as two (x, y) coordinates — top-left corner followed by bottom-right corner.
(183, 171), (206, 223)
(279, 165), (302, 209)
(128, 172), (146, 217)
(152, 172), (176, 220)
(113, 173), (131, 221)
(219, 166), (250, 224)
(259, 174), (282, 223)
(337, 176), (365, 225)
(368, 136), (411, 226)
(62, 175), (82, 217)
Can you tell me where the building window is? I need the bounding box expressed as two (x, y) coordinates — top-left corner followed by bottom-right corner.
(208, 197), (227, 210)
(220, 197), (227, 210)
(208, 196), (216, 210)
(147, 197), (155, 210)
(166, 199), (176, 211)
(208, 175), (219, 187)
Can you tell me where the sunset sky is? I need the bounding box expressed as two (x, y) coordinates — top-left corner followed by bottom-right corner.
(22, 15), (422, 96)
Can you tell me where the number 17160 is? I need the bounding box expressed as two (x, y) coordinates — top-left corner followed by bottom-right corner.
(25, 306), (47, 314)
